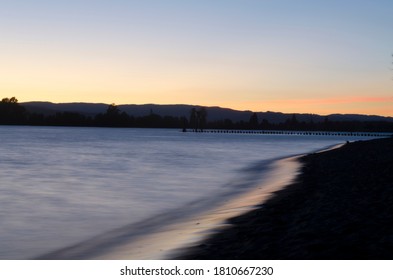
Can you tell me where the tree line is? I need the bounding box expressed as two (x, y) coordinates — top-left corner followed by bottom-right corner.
(1, 97), (393, 132)
(0, 98), (190, 128)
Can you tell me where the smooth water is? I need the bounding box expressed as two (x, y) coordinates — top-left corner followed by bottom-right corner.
(0, 126), (380, 259)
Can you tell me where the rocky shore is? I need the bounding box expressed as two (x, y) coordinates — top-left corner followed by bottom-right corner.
(181, 136), (393, 259)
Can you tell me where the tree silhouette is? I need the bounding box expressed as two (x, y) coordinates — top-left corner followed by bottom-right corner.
(197, 107), (207, 132)
(189, 107), (207, 132)
(1, 97), (18, 104)
(0, 97), (26, 124)
(106, 103), (120, 116)
(94, 103), (125, 127)
(249, 113), (259, 129)
(189, 108), (197, 131)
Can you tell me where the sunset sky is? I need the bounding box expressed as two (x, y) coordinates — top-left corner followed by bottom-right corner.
(1, 0), (392, 116)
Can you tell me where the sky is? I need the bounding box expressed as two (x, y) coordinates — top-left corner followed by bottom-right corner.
(0, 0), (392, 116)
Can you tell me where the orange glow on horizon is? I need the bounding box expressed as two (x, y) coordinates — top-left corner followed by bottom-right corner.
(12, 94), (392, 118)
(223, 96), (393, 117)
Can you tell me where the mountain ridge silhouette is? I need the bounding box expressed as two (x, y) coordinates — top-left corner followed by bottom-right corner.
(22, 101), (393, 124)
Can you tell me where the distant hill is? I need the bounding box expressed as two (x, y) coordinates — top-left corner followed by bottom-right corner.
(22, 102), (108, 117)
(22, 102), (393, 124)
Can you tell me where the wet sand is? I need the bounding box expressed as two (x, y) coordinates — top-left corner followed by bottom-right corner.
(180, 137), (393, 259)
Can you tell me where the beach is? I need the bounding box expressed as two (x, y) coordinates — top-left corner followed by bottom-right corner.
(180, 136), (393, 259)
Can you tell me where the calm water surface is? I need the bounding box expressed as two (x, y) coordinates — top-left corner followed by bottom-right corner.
(0, 126), (379, 259)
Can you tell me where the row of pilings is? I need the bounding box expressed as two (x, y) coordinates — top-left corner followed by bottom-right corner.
(183, 129), (392, 138)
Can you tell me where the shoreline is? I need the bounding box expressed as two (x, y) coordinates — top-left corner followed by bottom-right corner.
(179, 137), (393, 259)
(36, 153), (304, 259)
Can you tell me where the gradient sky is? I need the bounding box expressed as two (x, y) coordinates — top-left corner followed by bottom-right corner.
(1, 0), (392, 116)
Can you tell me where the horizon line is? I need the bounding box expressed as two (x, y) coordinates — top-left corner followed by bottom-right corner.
(18, 100), (393, 118)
